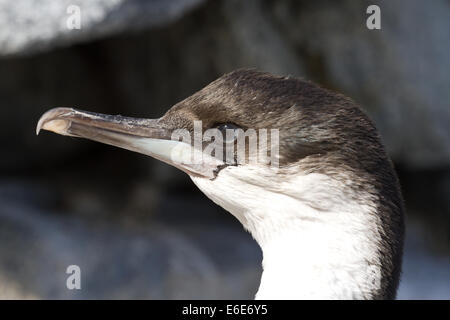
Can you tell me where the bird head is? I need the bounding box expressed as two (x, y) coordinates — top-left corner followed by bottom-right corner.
(37, 69), (404, 298)
(37, 69), (396, 217)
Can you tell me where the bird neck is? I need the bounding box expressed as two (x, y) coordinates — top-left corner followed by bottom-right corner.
(191, 169), (384, 299)
(235, 185), (384, 300)
(254, 219), (382, 299)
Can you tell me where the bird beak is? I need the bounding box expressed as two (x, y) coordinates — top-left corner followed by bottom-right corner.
(36, 107), (224, 179)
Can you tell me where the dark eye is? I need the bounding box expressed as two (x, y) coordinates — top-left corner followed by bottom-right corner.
(216, 123), (241, 143)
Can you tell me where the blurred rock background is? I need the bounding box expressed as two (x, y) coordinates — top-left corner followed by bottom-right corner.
(0, 0), (449, 299)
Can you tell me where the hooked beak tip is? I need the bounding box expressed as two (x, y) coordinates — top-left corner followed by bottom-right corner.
(36, 107), (74, 136)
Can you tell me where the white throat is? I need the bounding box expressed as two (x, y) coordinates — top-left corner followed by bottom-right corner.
(191, 164), (383, 300)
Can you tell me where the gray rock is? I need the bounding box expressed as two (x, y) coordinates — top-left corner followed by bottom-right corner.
(221, 0), (304, 76)
(270, 0), (450, 168)
(398, 222), (450, 299)
(0, 181), (261, 299)
(0, 0), (205, 56)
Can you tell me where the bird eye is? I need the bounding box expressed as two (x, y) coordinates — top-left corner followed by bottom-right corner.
(216, 123), (241, 143)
